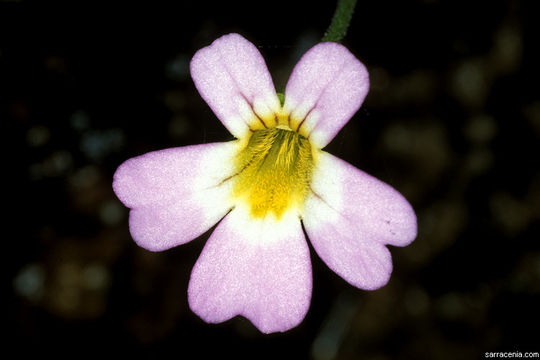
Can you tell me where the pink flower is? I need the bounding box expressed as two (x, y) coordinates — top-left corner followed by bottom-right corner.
(113, 33), (417, 334)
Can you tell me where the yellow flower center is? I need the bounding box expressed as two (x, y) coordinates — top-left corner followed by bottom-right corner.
(232, 126), (314, 219)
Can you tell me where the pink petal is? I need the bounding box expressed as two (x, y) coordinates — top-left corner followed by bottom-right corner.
(283, 42), (369, 149)
(190, 33), (281, 139)
(113, 142), (238, 251)
(188, 207), (312, 334)
(302, 152), (417, 289)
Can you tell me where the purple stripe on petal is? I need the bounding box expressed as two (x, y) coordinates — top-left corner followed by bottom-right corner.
(188, 207), (312, 333)
(190, 33), (281, 139)
(284, 42), (369, 149)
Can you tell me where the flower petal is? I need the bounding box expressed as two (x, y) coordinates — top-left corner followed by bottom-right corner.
(188, 206), (312, 333)
(190, 33), (281, 139)
(283, 42), (369, 149)
(302, 152), (417, 289)
(113, 142), (238, 251)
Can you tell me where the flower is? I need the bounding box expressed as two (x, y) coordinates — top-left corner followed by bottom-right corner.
(113, 33), (417, 334)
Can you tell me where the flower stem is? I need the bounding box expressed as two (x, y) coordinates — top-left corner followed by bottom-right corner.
(322, 0), (358, 43)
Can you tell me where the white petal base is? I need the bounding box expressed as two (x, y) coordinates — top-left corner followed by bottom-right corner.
(188, 206), (312, 333)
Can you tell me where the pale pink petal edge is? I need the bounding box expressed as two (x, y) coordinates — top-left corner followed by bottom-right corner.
(284, 42), (369, 149)
(188, 207), (312, 333)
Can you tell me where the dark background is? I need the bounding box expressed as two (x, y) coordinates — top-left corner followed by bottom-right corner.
(5, 0), (539, 358)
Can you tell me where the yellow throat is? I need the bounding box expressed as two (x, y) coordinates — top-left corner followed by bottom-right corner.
(232, 126), (314, 219)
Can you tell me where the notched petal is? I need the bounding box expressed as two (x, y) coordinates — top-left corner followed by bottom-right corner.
(188, 207), (312, 333)
(302, 151), (417, 289)
(112, 142), (238, 251)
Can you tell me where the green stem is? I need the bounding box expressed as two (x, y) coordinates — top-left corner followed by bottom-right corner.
(322, 0), (358, 43)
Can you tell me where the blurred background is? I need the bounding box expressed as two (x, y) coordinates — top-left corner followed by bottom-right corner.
(5, 0), (539, 358)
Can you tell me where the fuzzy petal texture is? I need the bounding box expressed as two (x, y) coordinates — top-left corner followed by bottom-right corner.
(283, 42), (369, 149)
(188, 206), (312, 333)
(191, 33), (281, 139)
(302, 152), (417, 289)
(113, 142), (238, 251)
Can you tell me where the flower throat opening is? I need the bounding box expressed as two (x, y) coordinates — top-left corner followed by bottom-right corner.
(232, 127), (314, 219)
